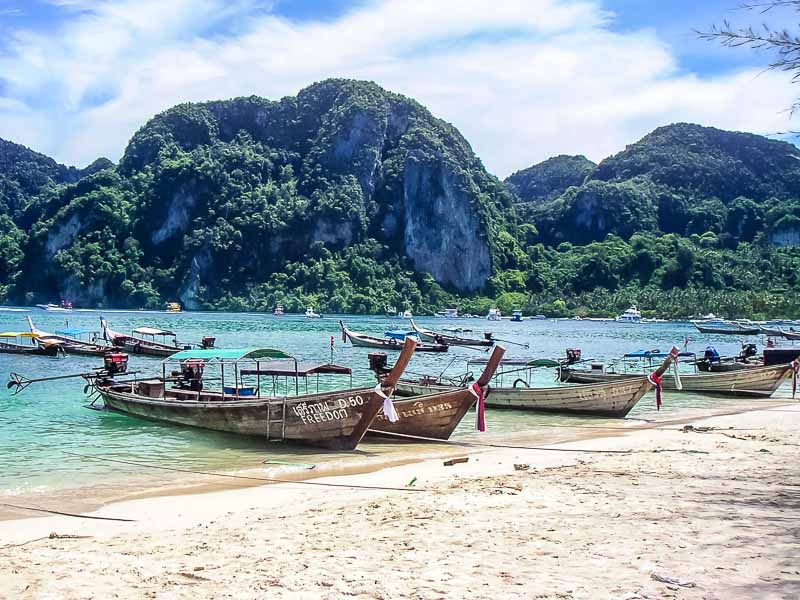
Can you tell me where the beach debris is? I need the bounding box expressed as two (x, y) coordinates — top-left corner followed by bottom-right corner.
(407, 476), (417, 487)
(651, 449), (709, 454)
(651, 573), (696, 588)
(263, 459), (316, 470)
(513, 463), (530, 471)
(444, 457), (469, 466)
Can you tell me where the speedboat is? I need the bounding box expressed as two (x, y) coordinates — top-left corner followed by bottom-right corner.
(305, 307), (322, 318)
(511, 310), (524, 322)
(273, 305), (285, 316)
(36, 301), (72, 312)
(486, 308), (502, 321)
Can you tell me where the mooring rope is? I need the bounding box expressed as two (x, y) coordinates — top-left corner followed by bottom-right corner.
(62, 451), (427, 493)
(0, 502), (135, 522)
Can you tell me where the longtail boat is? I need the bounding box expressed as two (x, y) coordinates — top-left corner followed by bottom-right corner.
(90, 339), (417, 450)
(101, 319), (189, 357)
(780, 328), (800, 341)
(472, 349), (678, 417)
(339, 320), (448, 353)
(408, 318), (494, 347)
(0, 331), (62, 356)
(368, 345), (506, 439)
(27, 316), (113, 356)
(692, 320), (760, 335)
(560, 361), (796, 399)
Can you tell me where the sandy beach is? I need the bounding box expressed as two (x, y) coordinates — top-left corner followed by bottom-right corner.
(2, 402), (799, 599)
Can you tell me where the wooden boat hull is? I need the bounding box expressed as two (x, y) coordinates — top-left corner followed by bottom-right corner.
(369, 384), (476, 439)
(484, 378), (653, 418)
(98, 384), (386, 450)
(694, 324), (760, 335)
(410, 319), (493, 347)
(560, 363), (793, 398)
(114, 337), (180, 357)
(57, 341), (113, 356)
(0, 341), (60, 356)
(342, 326), (447, 352)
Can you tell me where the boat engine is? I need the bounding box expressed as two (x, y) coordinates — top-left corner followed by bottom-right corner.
(484, 332), (493, 341)
(368, 352), (390, 377)
(739, 343), (757, 361)
(180, 359), (205, 391)
(704, 345), (721, 364)
(201, 336), (216, 349)
(565, 348), (582, 365)
(103, 352), (129, 376)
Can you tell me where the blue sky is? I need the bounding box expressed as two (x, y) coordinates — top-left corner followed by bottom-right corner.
(0, 0), (796, 176)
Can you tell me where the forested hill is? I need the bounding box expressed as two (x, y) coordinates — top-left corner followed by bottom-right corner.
(1, 86), (800, 318)
(0, 79), (512, 312)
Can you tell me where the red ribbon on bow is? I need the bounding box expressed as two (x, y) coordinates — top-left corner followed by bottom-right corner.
(648, 373), (663, 410)
(468, 382), (486, 432)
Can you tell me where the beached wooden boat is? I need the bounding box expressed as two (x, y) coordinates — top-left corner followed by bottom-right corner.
(396, 351), (677, 418)
(369, 345), (506, 439)
(408, 318), (494, 347)
(560, 361), (795, 398)
(101, 319), (185, 357)
(340, 321), (448, 352)
(27, 317), (113, 356)
(92, 340), (417, 450)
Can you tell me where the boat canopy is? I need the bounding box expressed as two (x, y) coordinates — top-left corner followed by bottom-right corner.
(169, 348), (294, 361)
(0, 331), (37, 338)
(385, 330), (416, 340)
(241, 360), (352, 377)
(133, 327), (176, 336)
(55, 328), (93, 336)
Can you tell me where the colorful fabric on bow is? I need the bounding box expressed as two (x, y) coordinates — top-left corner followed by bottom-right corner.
(468, 382), (486, 431)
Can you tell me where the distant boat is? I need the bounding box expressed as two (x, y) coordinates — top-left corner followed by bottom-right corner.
(530, 314), (546, 320)
(340, 321), (448, 352)
(36, 300), (72, 312)
(409, 319), (494, 347)
(305, 307), (322, 318)
(692, 320), (760, 335)
(165, 302), (181, 313)
(486, 308), (502, 321)
(398, 309), (413, 319)
(434, 308), (461, 318)
(511, 310), (524, 322)
(384, 306), (397, 317)
(273, 305), (285, 316)
(615, 305), (641, 323)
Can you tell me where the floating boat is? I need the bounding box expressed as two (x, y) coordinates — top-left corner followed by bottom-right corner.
(0, 332), (62, 356)
(615, 305), (641, 323)
(36, 301), (72, 312)
(369, 345), (506, 439)
(305, 307), (322, 319)
(780, 328), (800, 341)
(27, 317), (112, 356)
(340, 321), (448, 352)
(486, 308), (502, 321)
(434, 308), (461, 318)
(692, 319), (760, 335)
(398, 309), (413, 319)
(273, 305), (285, 316)
(101, 319), (194, 358)
(560, 360), (795, 399)
(165, 302), (181, 313)
(510, 310), (524, 322)
(461, 350), (679, 417)
(409, 319), (493, 347)
(90, 341), (417, 450)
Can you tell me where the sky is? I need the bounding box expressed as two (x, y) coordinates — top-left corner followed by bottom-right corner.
(0, 0), (797, 178)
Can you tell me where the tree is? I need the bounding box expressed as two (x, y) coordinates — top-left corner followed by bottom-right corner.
(698, 2), (800, 116)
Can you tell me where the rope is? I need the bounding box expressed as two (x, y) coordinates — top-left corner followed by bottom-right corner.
(62, 452), (426, 493)
(0, 502), (135, 522)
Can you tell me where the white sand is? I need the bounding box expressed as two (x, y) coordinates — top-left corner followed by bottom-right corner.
(2, 404), (800, 599)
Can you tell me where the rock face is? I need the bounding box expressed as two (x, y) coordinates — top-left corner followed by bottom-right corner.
(5, 79), (510, 306)
(505, 155), (595, 204)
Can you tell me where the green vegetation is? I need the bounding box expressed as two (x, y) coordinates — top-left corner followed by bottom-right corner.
(0, 86), (799, 318)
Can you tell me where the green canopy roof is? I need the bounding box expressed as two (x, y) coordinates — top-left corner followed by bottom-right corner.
(169, 348), (294, 361)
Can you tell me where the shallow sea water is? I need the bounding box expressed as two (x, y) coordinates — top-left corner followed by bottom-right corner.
(0, 308), (793, 513)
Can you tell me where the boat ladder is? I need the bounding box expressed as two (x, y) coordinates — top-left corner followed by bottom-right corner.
(266, 399), (287, 442)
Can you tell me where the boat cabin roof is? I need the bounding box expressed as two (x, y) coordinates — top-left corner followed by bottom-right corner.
(55, 327), (93, 336)
(168, 347), (293, 362)
(0, 331), (37, 338)
(240, 360), (352, 377)
(133, 326), (176, 336)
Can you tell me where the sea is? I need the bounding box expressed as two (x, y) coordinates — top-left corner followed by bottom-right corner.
(0, 308), (794, 516)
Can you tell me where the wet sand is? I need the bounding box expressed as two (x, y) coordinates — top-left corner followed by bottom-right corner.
(2, 401), (799, 598)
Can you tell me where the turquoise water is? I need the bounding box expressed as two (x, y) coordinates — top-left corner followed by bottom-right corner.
(0, 309), (792, 507)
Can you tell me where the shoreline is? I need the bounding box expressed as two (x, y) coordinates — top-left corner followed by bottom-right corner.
(2, 401), (799, 597)
(2, 396), (795, 523)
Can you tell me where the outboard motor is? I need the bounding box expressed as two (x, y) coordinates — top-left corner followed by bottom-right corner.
(704, 345), (721, 364)
(180, 359), (205, 392)
(103, 352), (129, 376)
(739, 343), (757, 361)
(368, 352), (390, 377)
(484, 332), (493, 341)
(565, 348), (582, 365)
(201, 336), (216, 349)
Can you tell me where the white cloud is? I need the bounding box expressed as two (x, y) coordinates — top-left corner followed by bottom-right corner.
(0, 0), (797, 176)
